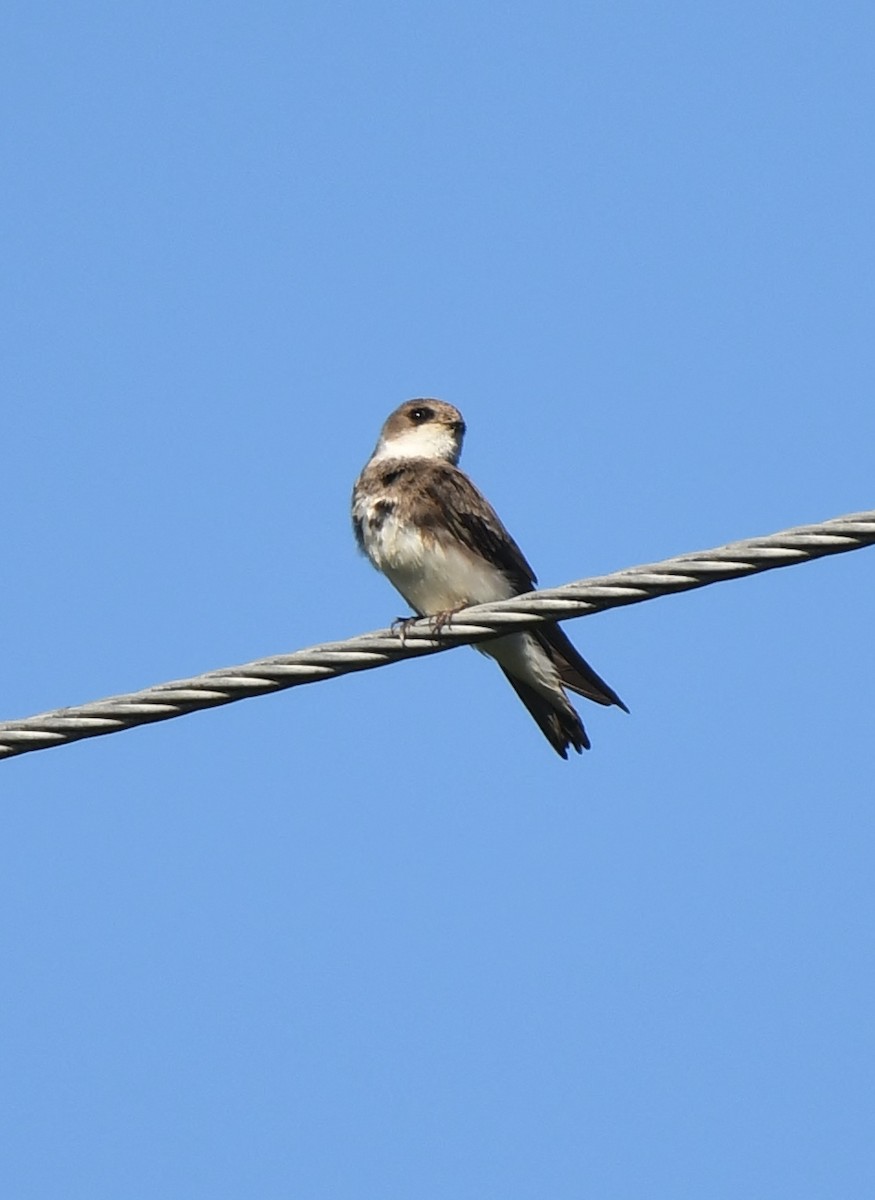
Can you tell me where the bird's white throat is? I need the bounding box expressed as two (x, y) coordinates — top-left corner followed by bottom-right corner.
(371, 424), (460, 464)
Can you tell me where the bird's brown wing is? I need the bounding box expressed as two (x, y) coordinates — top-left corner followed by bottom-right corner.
(420, 464), (628, 713)
(537, 622), (629, 712)
(418, 462), (537, 594)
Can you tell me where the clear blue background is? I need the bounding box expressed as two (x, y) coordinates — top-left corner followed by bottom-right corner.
(2, 3), (873, 1196)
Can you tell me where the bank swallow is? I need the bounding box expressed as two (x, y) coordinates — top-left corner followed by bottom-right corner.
(352, 399), (627, 757)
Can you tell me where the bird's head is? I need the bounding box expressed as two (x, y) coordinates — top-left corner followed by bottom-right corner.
(370, 399), (466, 465)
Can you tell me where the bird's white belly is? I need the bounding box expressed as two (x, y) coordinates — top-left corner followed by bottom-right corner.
(360, 504), (559, 698)
(364, 510), (514, 615)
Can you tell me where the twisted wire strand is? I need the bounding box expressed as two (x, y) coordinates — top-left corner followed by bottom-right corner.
(1, 509), (872, 761)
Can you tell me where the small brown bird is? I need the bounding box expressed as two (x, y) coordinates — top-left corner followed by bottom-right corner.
(352, 399), (627, 757)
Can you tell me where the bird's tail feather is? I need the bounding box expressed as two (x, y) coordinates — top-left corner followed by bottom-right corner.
(500, 669), (590, 759)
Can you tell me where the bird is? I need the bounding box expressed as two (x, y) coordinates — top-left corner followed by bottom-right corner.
(351, 399), (627, 757)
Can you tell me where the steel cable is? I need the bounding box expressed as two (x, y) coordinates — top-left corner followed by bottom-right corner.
(1, 509), (872, 761)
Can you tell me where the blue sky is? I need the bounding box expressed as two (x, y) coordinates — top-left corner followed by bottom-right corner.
(2, 2), (873, 1196)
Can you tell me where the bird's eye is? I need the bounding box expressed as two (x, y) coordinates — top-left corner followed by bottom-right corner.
(409, 406), (433, 424)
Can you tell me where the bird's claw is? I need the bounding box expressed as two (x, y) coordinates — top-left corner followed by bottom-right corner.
(391, 616), (418, 647)
(429, 609), (461, 639)
(391, 609), (460, 646)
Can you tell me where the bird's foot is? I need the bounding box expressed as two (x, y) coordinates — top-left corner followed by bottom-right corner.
(428, 608), (463, 639)
(391, 609), (463, 646)
(391, 615), (419, 647)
